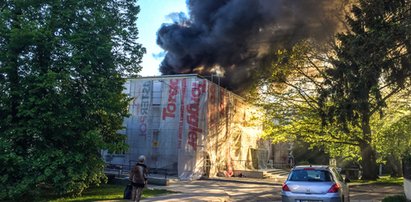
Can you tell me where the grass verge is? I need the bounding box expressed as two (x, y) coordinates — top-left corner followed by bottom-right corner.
(350, 175), (403, 185)
(42, 184), (173, 202)
(382, 194), (407, 202)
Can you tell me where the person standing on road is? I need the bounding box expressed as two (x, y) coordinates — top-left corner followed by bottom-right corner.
(288, 153), (295, 168)
(129, 155), (148, 202)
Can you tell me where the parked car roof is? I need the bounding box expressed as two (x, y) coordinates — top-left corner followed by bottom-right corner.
(293, 165), (330, 170)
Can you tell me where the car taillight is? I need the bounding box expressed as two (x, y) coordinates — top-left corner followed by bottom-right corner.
(282, 183), (290, 191)
(327, 183), (340, 193)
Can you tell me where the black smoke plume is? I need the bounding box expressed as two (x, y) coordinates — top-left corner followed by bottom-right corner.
(156, 0), (345, 93)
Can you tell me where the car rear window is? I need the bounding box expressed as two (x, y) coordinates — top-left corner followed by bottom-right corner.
(289, 169), (332, 182)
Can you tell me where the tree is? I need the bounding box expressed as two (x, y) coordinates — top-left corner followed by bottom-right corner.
(257, 1), (411, 176)
(0, 0), (145, 200)
(374, 90), (411, 177)
(256, 41), (362, 164)
(320, 0), (411, 179)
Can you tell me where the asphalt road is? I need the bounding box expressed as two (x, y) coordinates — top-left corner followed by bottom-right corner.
(142, 177), (404, 202)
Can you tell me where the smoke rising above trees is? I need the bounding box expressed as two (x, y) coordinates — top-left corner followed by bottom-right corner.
(157, 0), (346, 93)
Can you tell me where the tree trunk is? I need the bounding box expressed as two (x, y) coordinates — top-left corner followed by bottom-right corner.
(359, 141), (378, 180)
(360, 113), (378, 180)
(388, 154), (403, 177)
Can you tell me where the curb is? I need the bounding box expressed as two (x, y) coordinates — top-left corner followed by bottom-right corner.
(202, 177), (283, 186)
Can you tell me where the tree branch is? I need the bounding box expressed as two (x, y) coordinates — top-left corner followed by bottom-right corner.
(283, 81), (320, 110)
(370, 86), (403, 115)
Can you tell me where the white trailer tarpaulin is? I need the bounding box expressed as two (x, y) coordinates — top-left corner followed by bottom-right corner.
(157, 79), (181, 170)
(155, 77), (208, 179)
(122, 75), (268, 180)
(178, 78), (208, 180)
(127, 80), (152, 162)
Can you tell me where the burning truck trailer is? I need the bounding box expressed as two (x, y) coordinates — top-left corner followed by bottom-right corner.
(103, 74), (286, 180)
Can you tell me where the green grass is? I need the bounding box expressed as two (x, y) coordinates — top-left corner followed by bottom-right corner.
(43, 184), (173, 202)
(382, 194), (407, 202)
(351, 175), (404, 185)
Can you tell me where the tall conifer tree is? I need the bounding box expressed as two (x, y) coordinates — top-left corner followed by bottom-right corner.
(321, 0), (411, 180)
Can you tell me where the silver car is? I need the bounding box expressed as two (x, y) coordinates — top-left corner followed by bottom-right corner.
(281, 165), (349, 202)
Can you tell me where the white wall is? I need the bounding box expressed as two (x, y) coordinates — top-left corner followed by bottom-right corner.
(405, 178), (411, 200)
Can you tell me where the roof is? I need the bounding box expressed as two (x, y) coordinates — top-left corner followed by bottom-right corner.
(128, 74), (250, 102)
(129, 74), (201, 80)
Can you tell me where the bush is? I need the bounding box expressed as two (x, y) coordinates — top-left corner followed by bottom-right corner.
(382, 195), (406, 202)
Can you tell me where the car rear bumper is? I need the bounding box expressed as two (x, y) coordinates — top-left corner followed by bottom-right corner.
(281, 192), (342, 202)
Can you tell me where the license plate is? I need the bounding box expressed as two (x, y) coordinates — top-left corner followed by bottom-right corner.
(296, 200), (322, 202)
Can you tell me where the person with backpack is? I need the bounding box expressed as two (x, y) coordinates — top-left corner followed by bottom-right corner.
(129, 155), (148, 202)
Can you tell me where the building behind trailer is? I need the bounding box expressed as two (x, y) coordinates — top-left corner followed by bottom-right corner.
(103, 74), (286, 180)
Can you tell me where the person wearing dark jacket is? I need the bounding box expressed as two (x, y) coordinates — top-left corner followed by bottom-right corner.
(129, 155), (148, 202)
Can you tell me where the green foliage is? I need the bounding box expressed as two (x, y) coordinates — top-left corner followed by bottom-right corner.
(258, 41), (361, 158)
(0, 0), (145, 200)
(319, 0), (411, 180)
(372, 94), (411, 176)
(322, 0), (411, 131)
(257, 0), (411, 180)
(374, 93), (411, 161)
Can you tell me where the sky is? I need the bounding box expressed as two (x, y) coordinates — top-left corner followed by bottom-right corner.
(137, 0), (187, 76)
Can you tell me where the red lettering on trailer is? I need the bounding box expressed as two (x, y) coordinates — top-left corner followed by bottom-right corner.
(187, 80), (206, 150)
(162, 79), (179, 120)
